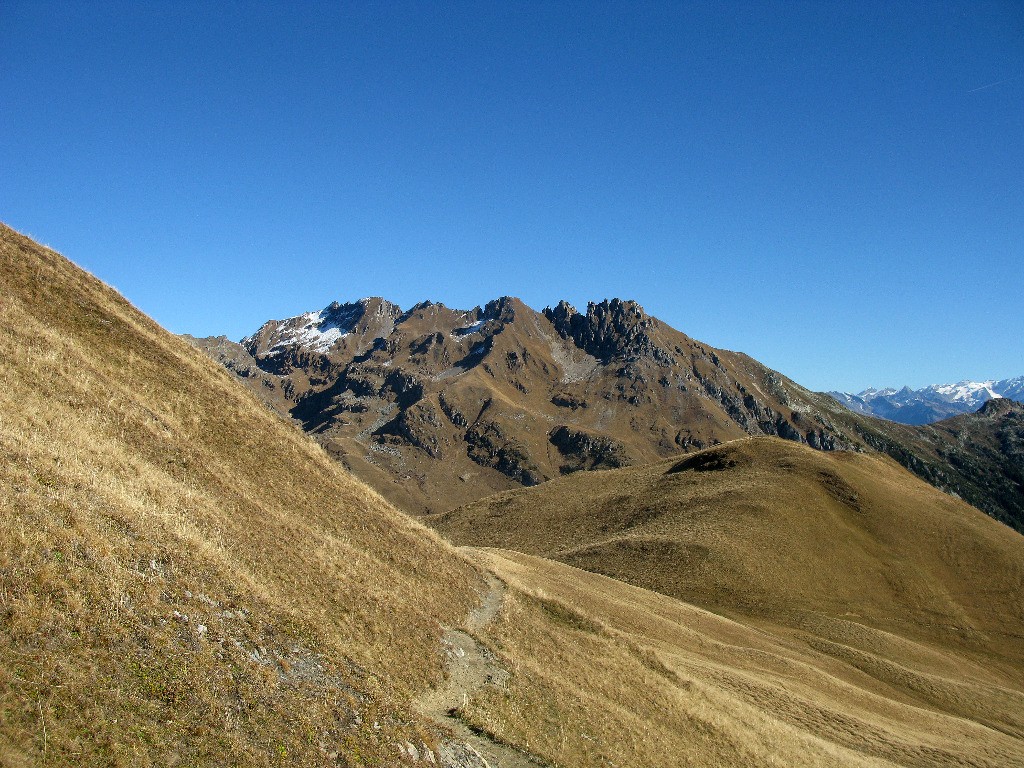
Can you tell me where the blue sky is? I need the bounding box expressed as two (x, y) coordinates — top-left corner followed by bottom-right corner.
(2, 1), (1021, 392)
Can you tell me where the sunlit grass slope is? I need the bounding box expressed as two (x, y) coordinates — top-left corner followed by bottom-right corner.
(432, 439), (1024, 766)
(465, 547), (1024, 768)
(434, 438), (1024, 668)
(0, 223), (482, 765)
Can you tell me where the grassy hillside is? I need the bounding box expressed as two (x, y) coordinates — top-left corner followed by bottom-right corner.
(433, 438), (1024, 668)
(5, 221), (1024, 768)
(836, 397), (1024, 532)
(466, 547), (1024, 768)
(432, 441), (1024, 764)
(440, 536), (1024, 767)
(0, 223), (483, 766)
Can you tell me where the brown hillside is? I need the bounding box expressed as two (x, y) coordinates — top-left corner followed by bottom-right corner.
(0, 223), (483, 765)
(6, 221), (1024, 767)
(822, 396), (1024, 531)
(433, 438), (1024, 668)
(467, 547), (1024, 768)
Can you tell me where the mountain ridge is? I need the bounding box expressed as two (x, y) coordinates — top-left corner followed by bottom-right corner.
(191, 294), (865, 516)
(830, 376), (1024, 425)
(190, 296), (1024, 532)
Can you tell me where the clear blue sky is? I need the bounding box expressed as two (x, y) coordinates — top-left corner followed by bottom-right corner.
(2, 1), (1021, 392)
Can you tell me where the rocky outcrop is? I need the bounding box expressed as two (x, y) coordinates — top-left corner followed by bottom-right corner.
(243, 298), (401, 364)
(544, 299), (673, 364)
(465, 421), (545, 486)
(189, 296), (1024, 529)
(549, 426), (630, 473)
(377, 401), (446, 458)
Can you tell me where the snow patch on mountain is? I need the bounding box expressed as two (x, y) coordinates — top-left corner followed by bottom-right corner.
(929, 381), (1002, 405)
(244, 303), (365, 357)
(278, 309), (352, 354)
(452, 319), (487, 337)
(269, 307), (357, 354)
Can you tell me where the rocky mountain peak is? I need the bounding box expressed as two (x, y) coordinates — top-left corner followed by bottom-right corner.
(402, 300), (436, 317)
(481, 295), (524, 324)
(242, 297), (402, 362)
(340, 296), (402, 318)
(320, 300), (366, 328)
(544, 297), (663, 363)
(544, 299), (577, 327)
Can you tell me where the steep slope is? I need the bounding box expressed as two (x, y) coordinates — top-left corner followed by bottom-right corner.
(434, 438), (1024, 668)
(0, 223), (485, 765)
(181, 333), (293, 414)
(192, 300), (1024, 533)
(830, 378), (1024, 424)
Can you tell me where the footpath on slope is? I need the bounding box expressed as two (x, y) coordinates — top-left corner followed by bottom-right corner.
(413, 572), (550, 768)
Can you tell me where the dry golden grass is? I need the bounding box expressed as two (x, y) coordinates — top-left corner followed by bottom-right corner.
(434, 439), (1024, 665)
(0, 223), (483, 765)
(461, 548), (1024, 768)
(432, 439), (1024, 766)
(5, 220), (1024, 768)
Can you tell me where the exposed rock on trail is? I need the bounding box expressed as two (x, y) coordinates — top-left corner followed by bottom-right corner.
(415, 574), (548, 768)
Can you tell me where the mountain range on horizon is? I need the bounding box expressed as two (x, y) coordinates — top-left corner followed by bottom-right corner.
(227, 296), (1023, 428)
(187, 295), (1024, 533)
(829, 377), (1024, 425)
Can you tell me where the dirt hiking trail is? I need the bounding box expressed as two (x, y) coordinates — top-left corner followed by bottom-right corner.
(414, 572), (549, 768)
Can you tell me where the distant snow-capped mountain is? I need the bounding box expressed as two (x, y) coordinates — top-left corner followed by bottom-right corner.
(829, 377), (1024, 425)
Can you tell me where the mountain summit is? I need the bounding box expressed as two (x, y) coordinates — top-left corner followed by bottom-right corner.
(190, 297), (1024, 532)
(192, 296), (863, 515)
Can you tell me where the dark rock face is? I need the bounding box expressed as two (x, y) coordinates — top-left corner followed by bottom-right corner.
(930, 400), (1024, 529)
(189, 296), (1024, 530)
(438, 391), (468, 427)
(482, 296), (521, 324)
(376, 401), (444, 458)
(551, 392), (587, 410)
(668, 449), (739, 474)
(549, 426), (629, 473)
(544, 299), (672, 364)
(465, 421), (545, 486)
(382, 370), (424, 409)
(980, 397), (1021, 418)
